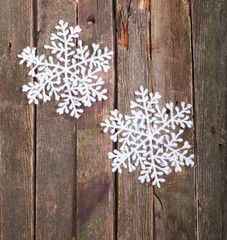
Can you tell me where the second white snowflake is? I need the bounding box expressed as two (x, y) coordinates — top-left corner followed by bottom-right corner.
(101, 86), (194, 188)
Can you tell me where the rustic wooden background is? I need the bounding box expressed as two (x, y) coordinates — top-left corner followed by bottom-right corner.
(0, 0), (226, 239)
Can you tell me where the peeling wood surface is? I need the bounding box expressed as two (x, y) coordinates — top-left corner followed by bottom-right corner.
(192, 0), (227, 239)
(0, 0), (226, 239)
(116, 0), (153, 239)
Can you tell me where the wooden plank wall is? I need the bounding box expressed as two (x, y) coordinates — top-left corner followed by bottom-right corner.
(0, 0), (226, 240)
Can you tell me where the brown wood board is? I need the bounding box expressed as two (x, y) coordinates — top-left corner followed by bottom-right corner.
(192, 0), (227, 239)
(116, 0), (153, 239)
(76, 0), (115, 239)
(0, 0), (34, 239)
(151, 0), (196, 239)
(36, 1), (77, 239)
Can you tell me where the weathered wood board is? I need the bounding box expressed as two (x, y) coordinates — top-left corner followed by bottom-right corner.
(0, 0), (34, 239)
(192, 0), (227, 239)
(76, 0), (115, 239)
(116, 0), (153, 239)
(36, 1), (77, 240)
(151, 0), (196, 239)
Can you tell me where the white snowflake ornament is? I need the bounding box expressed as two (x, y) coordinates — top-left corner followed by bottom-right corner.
(18, 20), (113, 118)
(101, 86), (194, 188)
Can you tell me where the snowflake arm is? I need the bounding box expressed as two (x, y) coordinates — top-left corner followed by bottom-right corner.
(18, 20), (113, 118)
(18, 47), (63, 77)
(153, 102), (193, 133)
(71, 41), (113, 73)
(101, 109), (147, 143)
(22, 68), (62, 104)
(101, 86), (194, 188)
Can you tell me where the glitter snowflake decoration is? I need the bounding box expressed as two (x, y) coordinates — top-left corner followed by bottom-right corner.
(18, 20), (113, 118)
(101, 86), (194, 188)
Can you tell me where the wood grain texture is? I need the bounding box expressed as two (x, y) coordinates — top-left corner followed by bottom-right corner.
(192, 0), (227, 239)
(151, 0), (196, 239)
(116, 0), (153, 239)
(36, 1), (77, 239)
(0, 0), (34, 239)
(76, 0), (115, 239)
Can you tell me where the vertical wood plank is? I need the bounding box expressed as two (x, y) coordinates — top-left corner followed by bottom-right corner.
(76, 0), (115, 239)
(0, 0), (34, 239)
(192, 0), (227, 239)
(151, 0), (196, 239)
(116, 0), (153, 239)
(36, 1), (77, 239)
